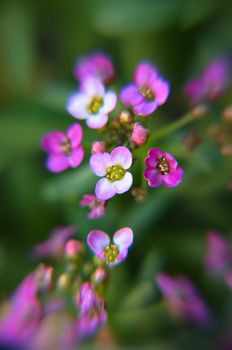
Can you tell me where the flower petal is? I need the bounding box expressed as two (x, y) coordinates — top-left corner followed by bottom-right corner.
(67, 93), (89, 119)
(67, 124), (83, 147)
(120, 84), (143, 106)
(90, 152), (111, 176)
(110, 146), (132, 169)
(134, 62), (158, 87)
(95, 178), (116, 200)
(82, 78), (105, 97)
(86, 114), (108, 129)
(151, 78), (170, 105)
(41, 132), (66, 154)
(133, 100), (157, 116)
(113, 172), (133, 194)
(113, 227), (133, 252)
(46, 155), (69, 173)
(144, 168), (163, 187)
(87, 230), (110, 257)
(163, 166), (183, 187)
(100, 91), (117, 113)
(68, 146), (84, 167)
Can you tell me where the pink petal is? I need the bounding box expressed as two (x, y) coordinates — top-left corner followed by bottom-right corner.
(67, 124), (83, 147)
(82, 78), (105, 97)
(67, 93), (89, 119)
(90, 152), (111, 176)
(68, 146), (84, 167)
(120, 84), (143, 106)
(87, 230), (110, 257)
(113, 172), (133, 194)
(95, 178), (116, 200)
(165, 152), (177, 171)
(100, 91), (117, 113)
(41, 132), (66, 154)
(133, 100), (157, 116)
(145, 148), (163, 167)
(163, 166), (183, 187)
(46, 155), (69, 173)
(134, 62), (158, 87)
(151, 78), (170, 105)
(144, 168), (163, 187)
(86, 113), (108, 129)
(113, 227), (133, 252)
(110, 146), (132, 169)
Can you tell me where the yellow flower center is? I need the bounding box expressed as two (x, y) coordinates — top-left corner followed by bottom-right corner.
(157, 156), (170, 175)
(140, 85), (154, 100)
(105, 165), (125, 182)
(61, 138), (72, 155)
(88, 95), (103, 114)
(104, 244), (119, 264)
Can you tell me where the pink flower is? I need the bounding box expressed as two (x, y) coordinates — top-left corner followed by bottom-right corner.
(80, 194), (106, 219)
(67, 78), (117, 129)
(144, 148), (183, 188)
(76, 282), (107, 339)
(91, 141), (106, 154)
(120, 61), (169, 116)
(41, 123), (84, 173)
(32, 225), (76, 259)
(131, 122), (149, 145)
(184, 57), (230, 103)
(87, 227), (133, 267)
(74, 52), (115, 84)
(90, 146), (133, 200)
(156, 273), (211, 326)
(65, 239), (84, 258)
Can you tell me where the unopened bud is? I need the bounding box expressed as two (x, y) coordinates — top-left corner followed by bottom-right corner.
(119, 110), (133, 124)
(131, 123), (149, 145)
(92, 267), (108, 284)
(57, 273), (71, 290)
(65, 239), (84, 260)
(221, 144), (232, 156)
(191, 104), (208, 119)
(223, 105), (232, 122)
(92, 141), (106, 154)
(36, 263), (54, 291)
(131, 188), (147, 202)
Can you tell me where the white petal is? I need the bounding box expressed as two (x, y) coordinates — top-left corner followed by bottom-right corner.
(90, 152), (111, 176)
(86, 114), (108, 129)
(95, 178), (116, 200)
(82, 78), (105, 97)
(110, 146), (132, 169)
(67, 93), (89, 119)
(113, 172), (133, 194)
(100, 91), (117, 114)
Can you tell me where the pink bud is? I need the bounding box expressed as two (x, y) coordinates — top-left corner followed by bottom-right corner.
(91, 141), (106, 154)
(92, 267), (108, 284)
(131, 123), (149, 145)
(65, 239), (84, 258)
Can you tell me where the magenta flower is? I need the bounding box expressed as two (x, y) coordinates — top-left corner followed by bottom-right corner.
(76, 282), (107, 339)
(80, 194), (106, 219)
(0, 274), (41, 347)
(120, 61), (169, 116)
(184, 57), (230, 103)
(204, 231), (232, 289)
(67, 78), (117, 129)
(144, 148), (183, 188)
(87, 227), (133, 267)
(32, 225), (76, 259)
(74, 52), (115, 84)
(90, 146), (133, 200)
(41, 123), (84, 173)
(156, 273), (211, 325)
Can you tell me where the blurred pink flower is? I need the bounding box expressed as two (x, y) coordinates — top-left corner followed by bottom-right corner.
(41, 123), (84, 173)
(80, 194), (106, 219)
(144, 148), (183, 188)
(120, 61), (169, 116)
(91, 141), (106, 154)
(131, 122), (149, 145)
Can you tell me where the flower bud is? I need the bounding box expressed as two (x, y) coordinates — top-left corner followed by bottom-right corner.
(223, 105), (232, 122)
(57, 273), (71, 290)
(131, 123), (149, 145)
(92, 141), (106, 154)
(131, 188), (147, 202)
(119, 110), (133, 124)
(190, 104), (208, 119)
(35, 263), (54, 291)
(92, 267), (108, 284)
(221, 144), (232, 156)
(65, 239), (84, 259)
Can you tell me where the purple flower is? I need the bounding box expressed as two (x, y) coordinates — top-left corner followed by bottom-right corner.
(184, 57), (230, 103)
(32, 225), (76, 259)
(90, 146), (133, 200)
(67, 78), (117, 129)
(204, 231), (232, 289)
(87, 227), (133, 267)
(156, 273), (211, 325)
(76, 282), (107, 339)
(120, 61), (169, 116)
(144, 148), (183, 188)
(80, 194), (106, 219)
(41, 123), (84, 173)
(74, 52), (115, 84)
(0, 274), (41, 347)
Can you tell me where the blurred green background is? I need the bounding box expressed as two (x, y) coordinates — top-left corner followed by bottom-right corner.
(0, 0), (232, 348)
